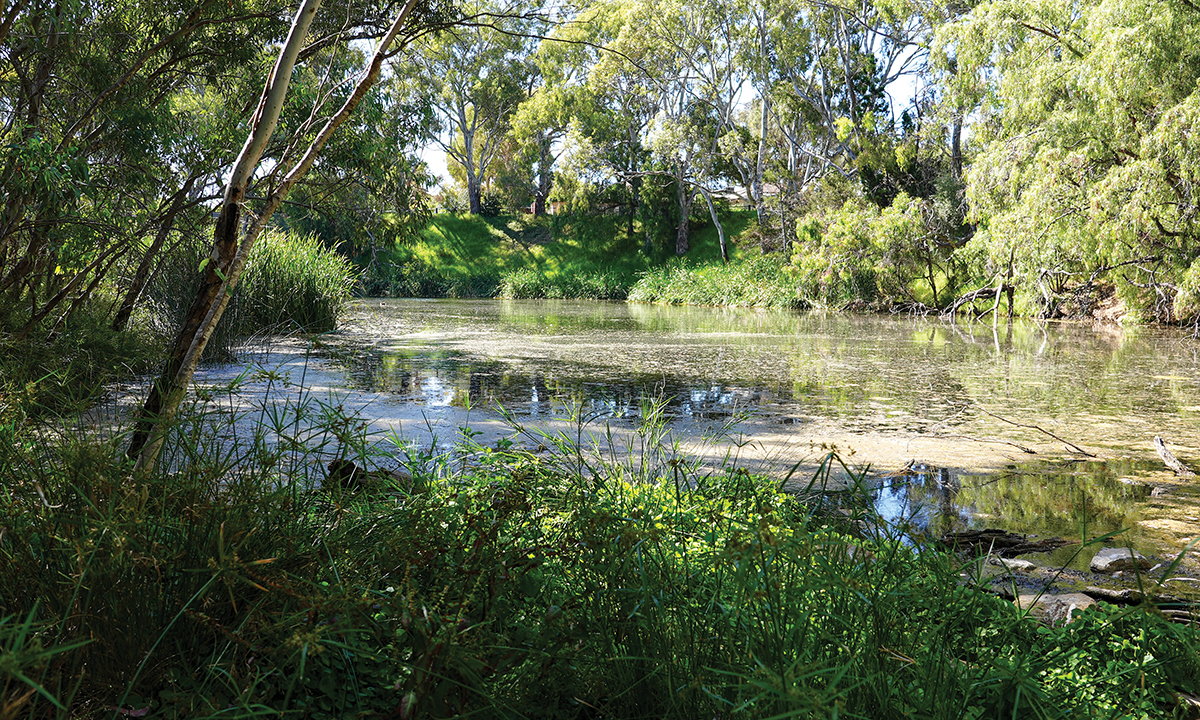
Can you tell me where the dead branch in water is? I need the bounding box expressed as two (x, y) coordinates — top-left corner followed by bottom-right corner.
(1155, 436), (1196, 476)
(939, 434), (1038, 454)
(976, 407), (1096, 457)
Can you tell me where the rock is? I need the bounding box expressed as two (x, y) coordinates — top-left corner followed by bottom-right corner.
(1015, 592), (1097, 626)
(325, 458), (418, 493)
(1090, 547), (1152, 574)
(1083, 586), (1144, 603)
(989, 557), (1038, 573)
(1118, 477), (1153, 497)
(1151, 486), (1172, 498)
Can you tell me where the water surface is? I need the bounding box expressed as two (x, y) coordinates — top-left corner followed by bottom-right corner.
(320, 299), (1200, 572)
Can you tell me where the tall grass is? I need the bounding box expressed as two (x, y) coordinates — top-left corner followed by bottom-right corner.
(145, 229), (355, 359)
(498, 267), (631, 300)
(2, 377), (1199, 718)
(237, 230), (356, 334)
(628, 254), (807, 309)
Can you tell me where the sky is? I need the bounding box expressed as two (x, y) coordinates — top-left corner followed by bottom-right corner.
(419, 145), (451, 191)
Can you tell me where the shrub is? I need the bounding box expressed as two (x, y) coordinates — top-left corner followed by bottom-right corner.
(627, 254), (805, 309)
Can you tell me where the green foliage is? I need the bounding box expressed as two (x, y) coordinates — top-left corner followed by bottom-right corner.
(364, 212), (652, 300)
(941, 0), (1200, 322)
(788, 194), (968, 309)
(498, 267), (630, 300)
(0, 299), (167, 423)
(628, 254), (804, 308)
(4, 377), (1200, 718)
(236, 229), (357, 334)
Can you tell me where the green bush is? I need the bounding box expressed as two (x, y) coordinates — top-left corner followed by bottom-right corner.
(628, 254), (805, 309)
(4, 379), (1198, 719)
(361, 258), (502, 298)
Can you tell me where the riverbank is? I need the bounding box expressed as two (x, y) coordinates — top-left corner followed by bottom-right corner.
(363, 212), (1182, 324)
(7, 342), (1200, 718)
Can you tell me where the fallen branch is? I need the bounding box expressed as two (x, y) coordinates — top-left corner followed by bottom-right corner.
(944, 280), (1015, 317)
(1155, 436), (1196, 477)
(939, 434), (1038, 454)
(939, 529), (1076, 558)
(977, 407), (1096, 457)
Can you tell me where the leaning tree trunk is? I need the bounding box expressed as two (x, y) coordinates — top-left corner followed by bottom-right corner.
(128, 0), (422, 473)
(112, 176), (196, 331)
(695, 185), (728, 264)
(127, 0), (322, 470)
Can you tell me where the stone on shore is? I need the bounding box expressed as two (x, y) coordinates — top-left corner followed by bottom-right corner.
(1015, 592), (1097, 626)
(989, 557), (1038, 573)
(1090, 547), (1152, 574)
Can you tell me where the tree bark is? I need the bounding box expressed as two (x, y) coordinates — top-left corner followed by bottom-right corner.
(695, 185), (728, 263)
(675, 172), (692, 257)
(533, 135), (551, 216)
(128, 0), (324, 471)
(468, 177), (483, 214)
(128, 0), (423, 473)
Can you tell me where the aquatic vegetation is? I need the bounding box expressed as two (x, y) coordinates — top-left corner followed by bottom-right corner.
(2, 373), (1199, 719)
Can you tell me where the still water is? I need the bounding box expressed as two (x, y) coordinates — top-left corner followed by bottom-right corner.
(324, 298), (1200, 571)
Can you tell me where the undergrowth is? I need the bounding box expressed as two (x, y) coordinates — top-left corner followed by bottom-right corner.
(628, 254), (807, 309)
(1, 372), (1199, 719)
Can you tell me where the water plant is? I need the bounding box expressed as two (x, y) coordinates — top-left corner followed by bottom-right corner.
(2, 367), (1199, 719)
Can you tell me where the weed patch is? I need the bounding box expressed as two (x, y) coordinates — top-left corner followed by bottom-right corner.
(2, 378), (1199, 718)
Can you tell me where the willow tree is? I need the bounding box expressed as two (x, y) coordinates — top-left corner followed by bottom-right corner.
(941, 0), (1200, 321)
(129, 0), (424, 471)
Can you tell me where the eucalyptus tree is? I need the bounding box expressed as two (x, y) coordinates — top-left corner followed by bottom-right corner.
(554, 0), (659, 240)
(572, 0), (744, 258)
(763, 0), (926, 199)
(509, 25), (592, 216)
(396, 0), (537, 214)
(276, 49), (435, 256)
(128, 0), (441, 470)
(940, 0), (1200, 321)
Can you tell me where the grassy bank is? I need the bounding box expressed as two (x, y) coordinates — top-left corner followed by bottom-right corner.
(359, 210), (762, 302)
(3, 376), (1199, 719)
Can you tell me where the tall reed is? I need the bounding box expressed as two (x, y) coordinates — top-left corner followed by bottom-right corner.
(144, 229), (355, 359)
(2, 376), (1199, 719)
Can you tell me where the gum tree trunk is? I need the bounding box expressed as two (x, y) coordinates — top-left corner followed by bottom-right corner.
(128, 0), (323, 470)
(128, 0), (422, 473)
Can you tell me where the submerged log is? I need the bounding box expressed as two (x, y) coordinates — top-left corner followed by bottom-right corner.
(939, 529), (1076, 558)
(1155, 436), (1196, 477)
(326, 458), (418, 493)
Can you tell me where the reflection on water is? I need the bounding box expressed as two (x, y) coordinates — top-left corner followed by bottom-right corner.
(334, 299), (1200, 453)
(327, 298), (1200, 569)
(872, 458), (1176, 571)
